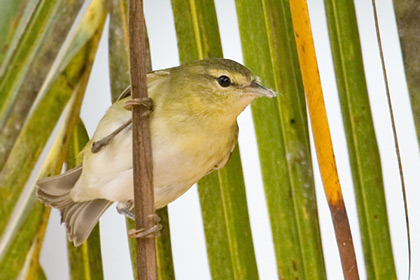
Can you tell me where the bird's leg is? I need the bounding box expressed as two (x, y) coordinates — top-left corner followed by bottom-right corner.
(118, 202), (162, 238)
(116, 200), (135, 220)
(90, 97), (153, 154)
(128, 214), (162, 239)
(91, 119), (132, 153)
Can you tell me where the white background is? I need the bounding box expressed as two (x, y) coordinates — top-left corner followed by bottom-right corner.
(40, 0), (420, 279)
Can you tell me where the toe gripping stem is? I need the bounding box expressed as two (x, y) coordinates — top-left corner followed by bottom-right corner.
(128, 214), (162, 239)
(124, 97), (153, 116)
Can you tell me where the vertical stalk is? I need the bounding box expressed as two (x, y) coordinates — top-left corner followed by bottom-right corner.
(128, 0), (156, 279)
(109, 1), (174, 278)
(324, 0), (397, 277)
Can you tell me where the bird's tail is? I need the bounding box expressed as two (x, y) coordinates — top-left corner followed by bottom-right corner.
(36, 166), (112, 246)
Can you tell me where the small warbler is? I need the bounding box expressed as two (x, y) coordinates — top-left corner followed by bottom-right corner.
(36, 58), (275, 246)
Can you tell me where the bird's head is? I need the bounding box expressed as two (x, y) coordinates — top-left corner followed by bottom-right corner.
(167, 58), (276, 120)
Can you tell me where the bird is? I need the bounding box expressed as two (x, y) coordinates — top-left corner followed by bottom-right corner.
(36, 58), (276, 246)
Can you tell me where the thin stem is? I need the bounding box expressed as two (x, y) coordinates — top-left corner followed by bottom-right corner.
(128, 0), (156, 279)
(371, 0), (411, 277)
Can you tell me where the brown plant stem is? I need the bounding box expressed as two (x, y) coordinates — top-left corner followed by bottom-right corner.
(372, 0), (411, 276)
(128, 0), (156, 279)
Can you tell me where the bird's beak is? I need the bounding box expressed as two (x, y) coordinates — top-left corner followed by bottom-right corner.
(244, 81), (277, 98)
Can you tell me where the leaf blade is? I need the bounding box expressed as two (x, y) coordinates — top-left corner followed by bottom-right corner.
(235, 0), (326, 278)
(0, 0), (85, 170)
(171, 0), (259, 278)
(0, 0), (108, 237)
(324, 0), (397, 277)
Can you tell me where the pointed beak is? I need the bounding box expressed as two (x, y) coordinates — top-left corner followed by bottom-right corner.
(244, 81), (277, 98)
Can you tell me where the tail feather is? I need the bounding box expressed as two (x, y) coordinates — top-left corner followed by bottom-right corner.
(37, 188), (74, 209)
(65, 201), (85, 226)
(68, 199), (111, 246)
(36, 166), (112, 246)
(37, 166), (83, 195)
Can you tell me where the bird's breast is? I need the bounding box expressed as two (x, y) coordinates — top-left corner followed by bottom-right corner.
(148, 118), (238, 207)
(152, 121), (236, 188)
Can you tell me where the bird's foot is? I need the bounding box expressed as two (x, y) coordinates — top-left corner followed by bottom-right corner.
(128, 214), (162, 239)
(124, 97), (153, 117)
(116, 201), (135, 220)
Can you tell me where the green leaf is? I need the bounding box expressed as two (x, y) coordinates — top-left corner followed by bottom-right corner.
(67, 223), (104, 280)
(0, 202), (46, 279)
(0, 0), (85, 170)
(0, 0), (38, 72)
(324, 0), (396, 278)
(0, 0), (108, 237)
(0, 187), (48, 277)
(235, 0), (326, 278)
(156, 207), (175, 280)
(25, 208), (50, 280)
(0, 89), (86, 278)
(171, 0), (258, 279)
(0, 0), (62, 117)
(393, 0), (420, 146)
(109, 0), (130, 102)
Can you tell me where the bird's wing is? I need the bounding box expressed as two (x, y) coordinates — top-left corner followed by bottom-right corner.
(116, 70), (171, 101)
(89, 69), (172, 154)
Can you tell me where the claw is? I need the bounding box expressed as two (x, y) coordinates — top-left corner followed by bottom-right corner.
(128, 213), (162, 239)
(124, 97), (153, 117)
(128, 223), (162, 239)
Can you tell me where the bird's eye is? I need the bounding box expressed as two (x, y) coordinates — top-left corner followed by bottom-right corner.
(217, 75), (231, 87)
